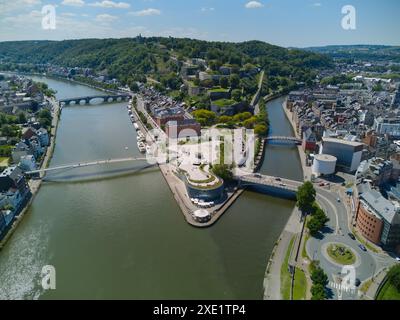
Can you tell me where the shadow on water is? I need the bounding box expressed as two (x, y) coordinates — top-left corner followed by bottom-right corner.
(42, 163), (158, 184)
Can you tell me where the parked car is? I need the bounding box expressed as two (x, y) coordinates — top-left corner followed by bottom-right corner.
(254, 173), (262, 178)
(359, 244), (367, 252)
(319, 183), (325, 187)
(355, 278), (361, 287)
(275, 177), (282, 181)
(396, 257), (400, 262)
(348, 233), (356, 240)
(337, 198), (341, 202)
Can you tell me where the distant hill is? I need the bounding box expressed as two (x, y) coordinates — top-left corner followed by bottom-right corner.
(0, 37), (333, 88)
(305, 45), (400, 62)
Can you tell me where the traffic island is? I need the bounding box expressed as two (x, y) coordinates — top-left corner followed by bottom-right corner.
(325, 243), (357, 266)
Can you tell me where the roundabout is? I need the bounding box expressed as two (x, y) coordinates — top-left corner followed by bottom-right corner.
(322, 242), (361, 268)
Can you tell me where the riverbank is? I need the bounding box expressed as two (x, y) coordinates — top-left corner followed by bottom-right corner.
(262, 97), (308, 300)
(0, 98), (60, 250)
(280, 98), (311, 181)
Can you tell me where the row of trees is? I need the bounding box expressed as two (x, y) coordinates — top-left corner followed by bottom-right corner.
(309, 261), (329, 300)
(191, 109), (268, 136)
(296, 181), (329, 236)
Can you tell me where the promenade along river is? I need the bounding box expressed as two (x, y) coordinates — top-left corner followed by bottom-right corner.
(0, 77), (302, 299)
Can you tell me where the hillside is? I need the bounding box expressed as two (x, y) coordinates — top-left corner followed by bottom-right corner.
(306, 45), (400, 62)
(0, 37), (332, 90)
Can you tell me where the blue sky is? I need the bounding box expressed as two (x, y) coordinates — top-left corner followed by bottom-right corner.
(0, 0), (399, 47)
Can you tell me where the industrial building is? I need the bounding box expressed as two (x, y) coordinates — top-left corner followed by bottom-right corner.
(320, 137), (364, 173)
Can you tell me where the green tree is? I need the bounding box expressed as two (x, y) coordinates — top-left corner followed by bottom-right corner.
(212, 164), (233, 181)
(233, 112), (252, 123)
(229, 74), (240, 89)
(307, 205), (329, 236)
(243, 116), (257, 129)
(38, 109), (52, 127)
(219, 77), (229, 89)
(254, 124), (268, 136)
(311, 284), (327, 300)
(231, 89), (242, 102)
(218, 115), (233, 123)
(311, 267), (328, 286)
(17, 112), (27, 124)
(192, 109), (217, 126)
(296, 181), (316, 214)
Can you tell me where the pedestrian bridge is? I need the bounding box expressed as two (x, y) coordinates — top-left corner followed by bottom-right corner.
(265, 136), (301, 145)
(26, 156), (152, 175)
(59, 94), (130, 106)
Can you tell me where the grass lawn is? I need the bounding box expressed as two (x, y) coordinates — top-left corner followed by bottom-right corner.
(327, 244), (356, 265)
(360, 278), (373, 294)
(281, 237), (295, 300)
(301, 231), (310, 260)
(208, 87), (229, 93)
(212, 99), (236, 108)
(0, 157), (9, 167)
(377, 280), (400, 300)
(293, 268), (307, 300)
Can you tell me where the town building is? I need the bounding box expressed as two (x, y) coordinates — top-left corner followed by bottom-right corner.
(0, 166), (29, 195)
(165, 119), (201, 139)
(320, 137), (364, 172)
(356, 186), (400, 250)
(374, 116), (400, 138)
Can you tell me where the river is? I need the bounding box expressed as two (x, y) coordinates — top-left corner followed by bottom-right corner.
(0, 76), (302, 299)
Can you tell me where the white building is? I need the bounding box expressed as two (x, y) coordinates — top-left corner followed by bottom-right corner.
(312, 154), (337, 176)
(374, 117), (400, 137)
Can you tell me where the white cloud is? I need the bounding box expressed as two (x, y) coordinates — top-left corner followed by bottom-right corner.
(61, 12), (78, 17)
(245, 1), (264, 9)
(23, 0), (41, 4)
(89, 1), (130, 9)
(201, 7), (215, 13)
(95, 13), (117, 23)
(61, 0), (85, 7)
(0, 0), (42, 15)
(128, 8), (161, 17)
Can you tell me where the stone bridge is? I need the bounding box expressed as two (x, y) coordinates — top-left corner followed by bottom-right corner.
(59, 94), (131, 106)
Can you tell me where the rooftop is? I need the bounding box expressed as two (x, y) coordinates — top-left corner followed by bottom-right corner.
(322, 137), (364, 147)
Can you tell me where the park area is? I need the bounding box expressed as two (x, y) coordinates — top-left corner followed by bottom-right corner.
(0, 157), (9, 167)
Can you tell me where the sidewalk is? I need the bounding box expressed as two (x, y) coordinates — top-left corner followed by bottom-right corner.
(263, 206), (303, 300)
(363, 268), (388, 300)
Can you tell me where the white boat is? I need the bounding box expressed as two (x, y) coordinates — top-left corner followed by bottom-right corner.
(133, 123), (139, 130)
(137, 142), (146, 153)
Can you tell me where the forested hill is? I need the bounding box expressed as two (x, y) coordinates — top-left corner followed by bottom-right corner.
(0, 37), (333, 86)
(306, 45), (400, 62)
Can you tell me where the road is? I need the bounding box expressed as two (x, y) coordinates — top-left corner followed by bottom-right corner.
(306, 185), (396, 300)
